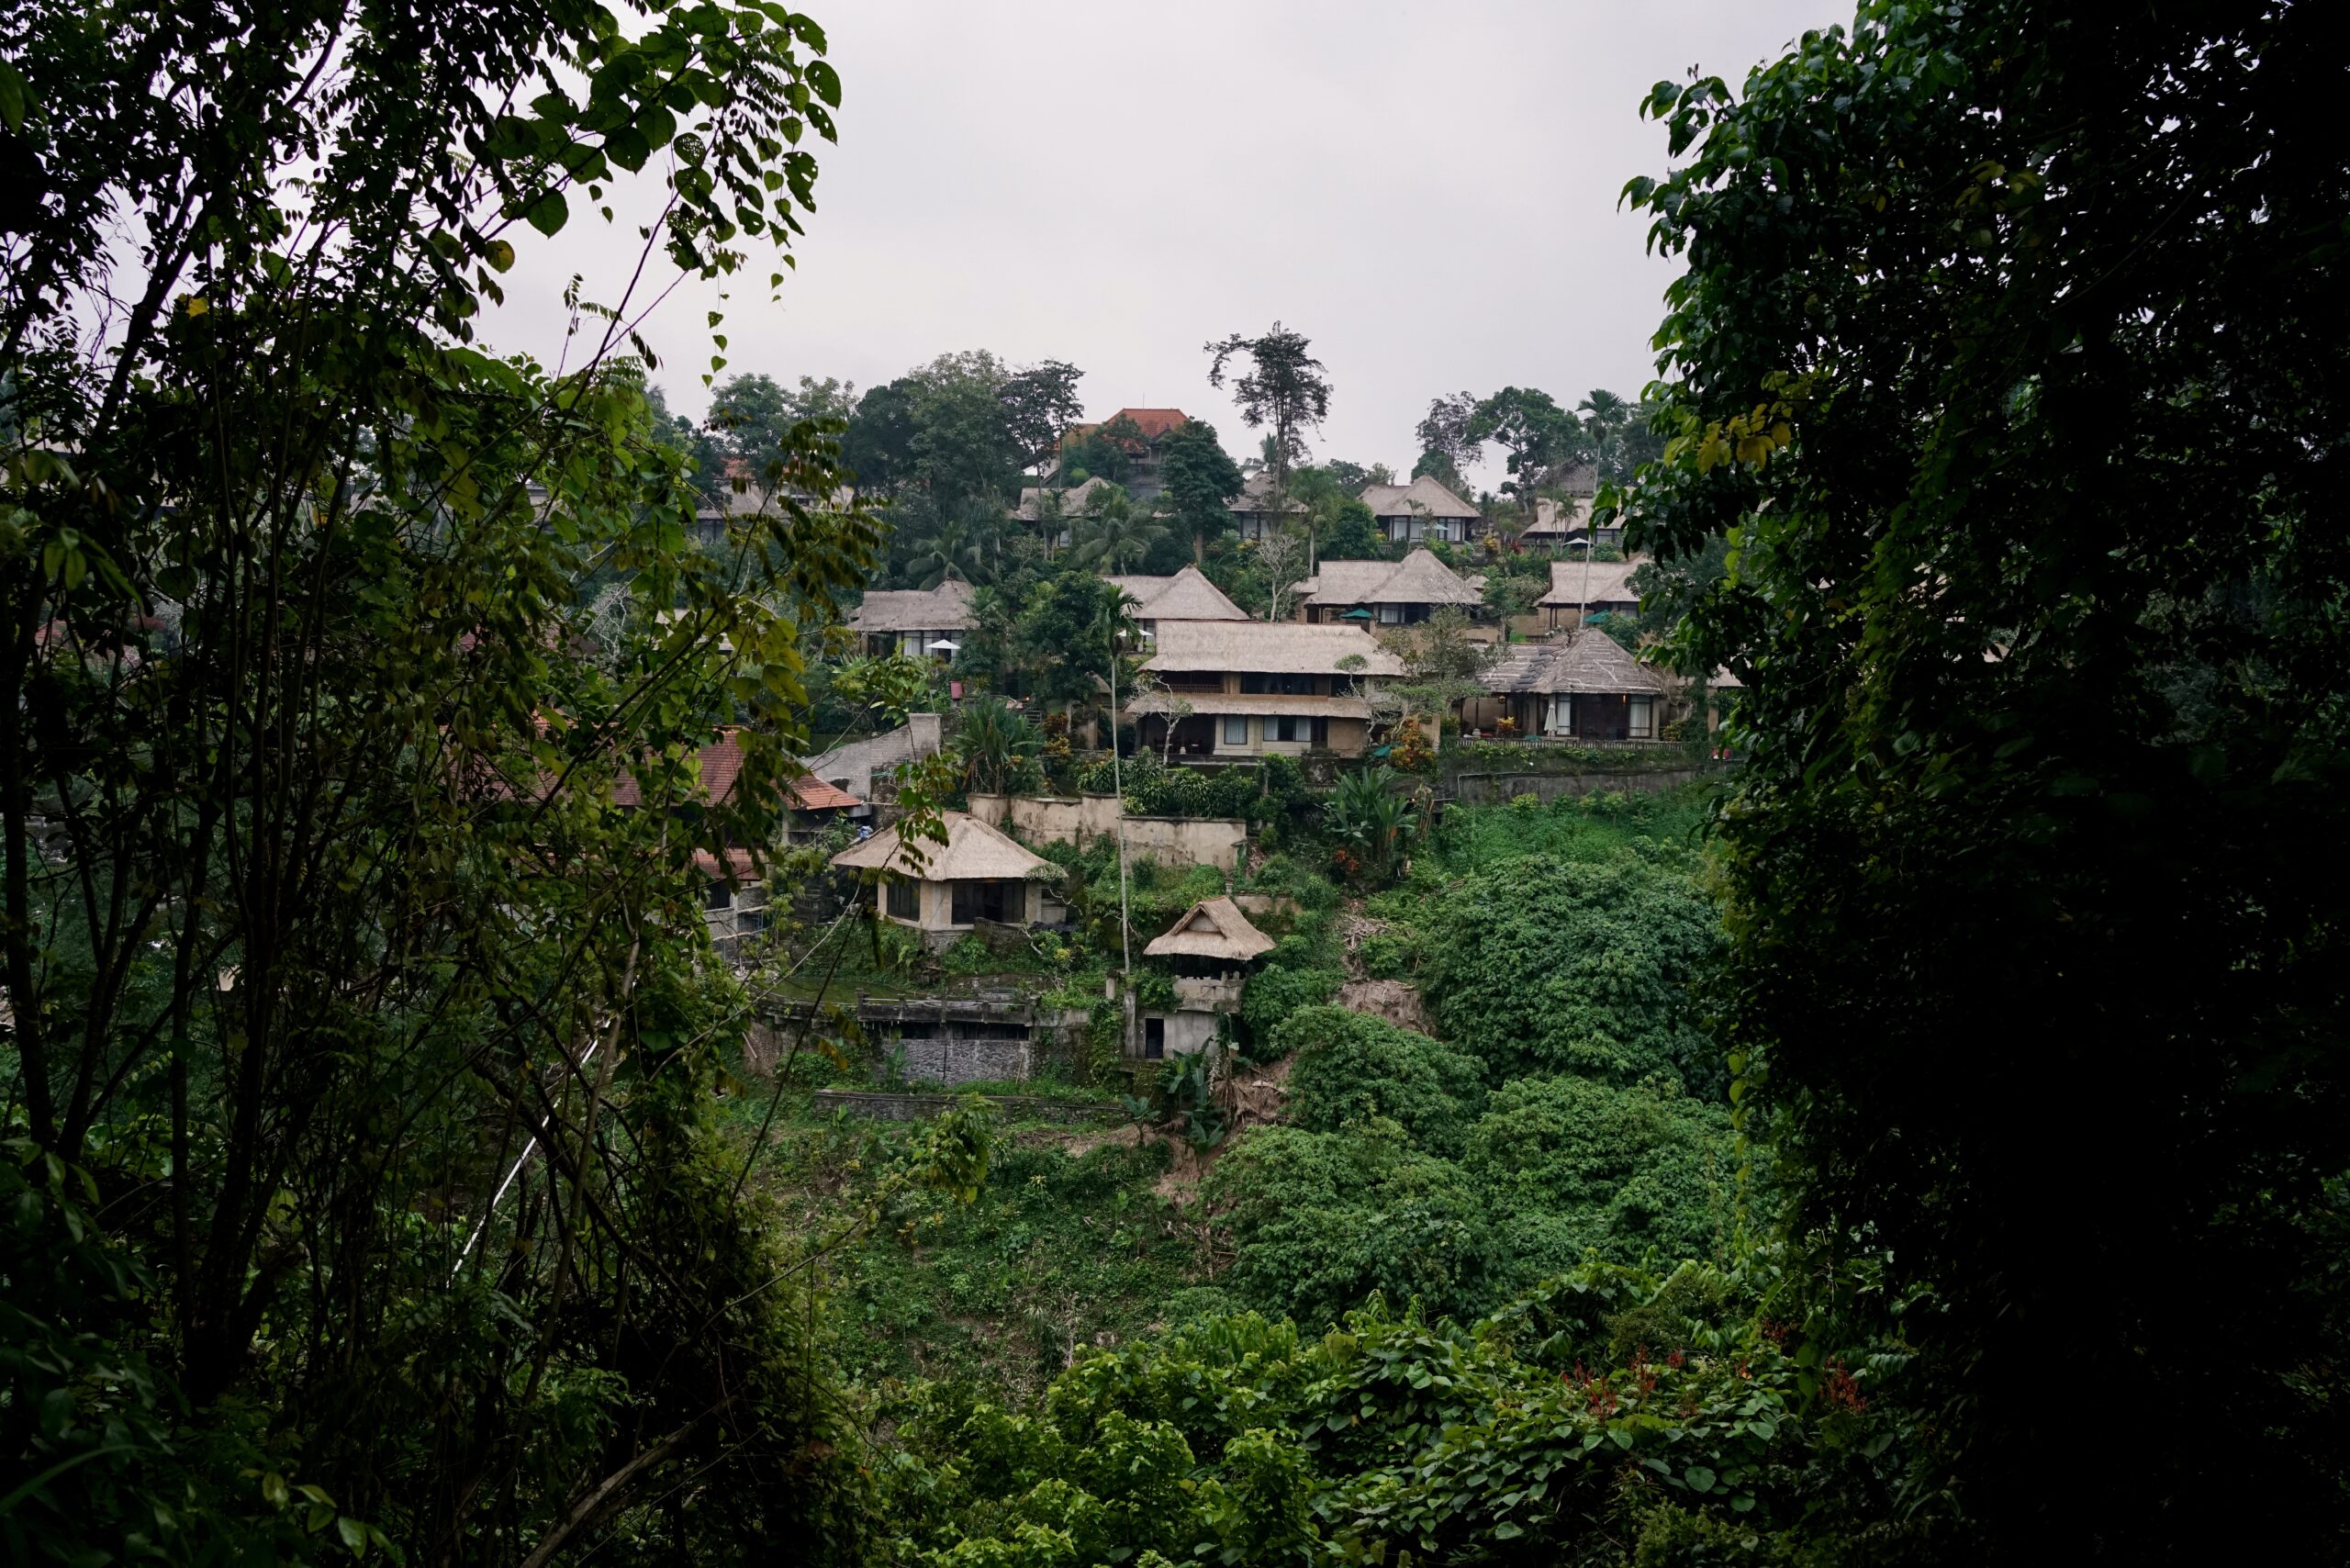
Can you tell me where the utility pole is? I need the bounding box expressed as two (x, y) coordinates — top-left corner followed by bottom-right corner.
(1105, 607), (1135, 1052)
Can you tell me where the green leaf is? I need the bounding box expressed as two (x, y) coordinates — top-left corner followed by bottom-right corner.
(0, 60), (28, 134)
(526, 189), (569, 236)
(605, 126), (651, 172)
(1684, 1464), (1716, 1493)
(336, 1515), (366, 1555)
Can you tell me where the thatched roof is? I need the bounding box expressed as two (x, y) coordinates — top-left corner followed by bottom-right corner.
(1522, 496), (1593, 537)
(1144, 897), (1276, 962)
(830, 811), (1060, 880)
(1297, 548), (1480, 608)
(1539, 558), (1639, 608)
(1359, 476), (1479, 521)
(1107, 566), (1248, 622)
(1013, 475), (1112, 523)
(849, 578), (977, 634)
(1225, 472), (1309, 515)
(1143, 620), (1404, 678)
(1127, 692), (1374, 720)
(1485, 632), (1670, 696)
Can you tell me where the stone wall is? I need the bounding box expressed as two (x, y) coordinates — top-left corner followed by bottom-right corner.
(966, 792), (1248, 872)
(893, 1034), (1031, 1085)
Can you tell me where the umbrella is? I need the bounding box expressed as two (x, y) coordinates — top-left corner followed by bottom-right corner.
(926, 638), (961, 652)
(1340, 608), (1372, 621)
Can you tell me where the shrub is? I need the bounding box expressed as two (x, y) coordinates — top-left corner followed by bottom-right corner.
(1278, 1006), (1484, 1156)
(1461, 1076), (1733, 1282)
(1417, 856), (1723, 1092)
(1205, 1126), (1503, 1327)
(1240, 949), (1335, 1048)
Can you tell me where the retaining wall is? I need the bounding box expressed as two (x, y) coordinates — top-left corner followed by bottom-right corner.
(966, 792), (1247, 872)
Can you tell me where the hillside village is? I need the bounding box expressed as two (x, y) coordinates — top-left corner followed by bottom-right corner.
(662, 357), (1736, 1100)
(17, 6), (2333, 1563)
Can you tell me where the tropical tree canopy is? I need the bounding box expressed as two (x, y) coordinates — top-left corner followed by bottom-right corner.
(1624, 0), (2350, 1552)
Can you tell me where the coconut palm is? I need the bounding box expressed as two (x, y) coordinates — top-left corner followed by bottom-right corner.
(909, 519), (985, 589)
(1070, 484), (1169, 572)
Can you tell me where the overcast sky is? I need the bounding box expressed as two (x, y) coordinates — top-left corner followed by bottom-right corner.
(493, 0), (1843, 491)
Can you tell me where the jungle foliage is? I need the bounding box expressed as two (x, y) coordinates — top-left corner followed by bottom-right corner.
(0, 2), (989, 1562)
(1621, 0), (2350, 1552)
(879, 1248), (1941, 1567)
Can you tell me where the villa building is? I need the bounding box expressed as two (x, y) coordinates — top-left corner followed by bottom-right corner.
(1127, 620), (1403, 760)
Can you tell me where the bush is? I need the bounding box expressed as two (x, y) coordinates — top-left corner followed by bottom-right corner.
(1461, 1076), (1733, 1282)
(1205, 1126), (1504, 1327)
(1417, 856), (1724, 1092)
(1237, 947), (1340, 1051)
(1278, 1006), (1485, 1157)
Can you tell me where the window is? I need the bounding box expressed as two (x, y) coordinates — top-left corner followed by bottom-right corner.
(1553, 694), (1574, 736)
(702, 879), (732, 912)
(1376, 603), (1405, 625)
(1311, 717), (1329, 747)
(1628, 698), (1656, 739)
(1271, 716), (1302, 744)
(1166, 670), (1223, 693)
(885, 876), (920, 921)
(951, 879), (1013, 925)
(1143, 1017), (1166, 1060)
(1222, 714), (1249, 746)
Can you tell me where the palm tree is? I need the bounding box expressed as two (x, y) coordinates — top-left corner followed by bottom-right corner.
(954, 699), (1043, 795)
(1070, 485), (1169, 572)
(1578, 388), (1633, 482)
(909, 520), (985, 589)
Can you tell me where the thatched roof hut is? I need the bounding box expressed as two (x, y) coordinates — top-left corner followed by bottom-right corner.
(1144, 897), (1275, 963)
(830, 810), (1058, 881)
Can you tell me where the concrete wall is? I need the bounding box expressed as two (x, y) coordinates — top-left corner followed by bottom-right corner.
(1142, 1010), (1219, 1058)
(872, 876), (1044, 949)
(967, 793), (1248, 873)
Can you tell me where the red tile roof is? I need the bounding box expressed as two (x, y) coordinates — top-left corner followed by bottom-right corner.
(609, 733), (854, 812)
(784, 775), (862, 811)
(693, 847), (760, 881)
(1106, 407), (1191, 440)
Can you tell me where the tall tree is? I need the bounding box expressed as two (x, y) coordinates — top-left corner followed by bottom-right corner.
(1204, 321), (1331, 507)
(843, 376), (920, 497)
(998, 359), (1086, 480)
(1070, 484), (1169, 574)
(1414, 390), (1482, 492)
(0, 3), (962, 1562)
(1156, 419), (1246, 565)
(1627, 1), (2350, 1555)
(1469, 386), (1588, 504)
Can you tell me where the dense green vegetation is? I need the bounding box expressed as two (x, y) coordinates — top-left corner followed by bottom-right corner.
(1618, 0), (2350, 1553)
(740, 786), (1740, 1414)
(10, 0), (2348, 1562)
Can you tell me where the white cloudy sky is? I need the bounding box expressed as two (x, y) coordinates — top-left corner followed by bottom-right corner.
(492, 0), (1843, 490)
